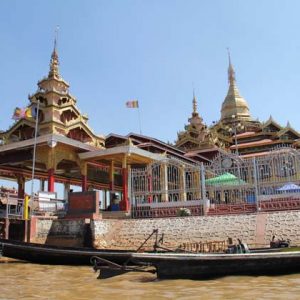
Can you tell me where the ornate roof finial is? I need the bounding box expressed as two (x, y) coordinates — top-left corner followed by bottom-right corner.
(227, 48), (236, 85)
(48, 25), (60, 79)
(192, 88), (198, 115)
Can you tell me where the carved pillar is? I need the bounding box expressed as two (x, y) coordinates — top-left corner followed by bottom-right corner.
(64, 182), (70, 200)
(80, 162), (88, 192)
(82, 175), (87, 192)
(37, 147), (57, 193)
(109, 161), (115, 192)
(17, 176), (25, 199)
(161, 163), (168, 202)
(48, 168), (55, 192)
(119, 155), (129, 211)
(180, 165), (187, 201)
(147, 170), (153, 203)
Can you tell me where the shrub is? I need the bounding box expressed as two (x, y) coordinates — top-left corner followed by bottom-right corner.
(176, 207), (191, 217)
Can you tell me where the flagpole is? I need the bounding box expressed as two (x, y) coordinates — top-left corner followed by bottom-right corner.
(137, 106), (142, 135)
(30, 100), (40, 200)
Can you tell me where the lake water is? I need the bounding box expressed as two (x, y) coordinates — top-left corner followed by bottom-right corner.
(1, 257), (300, 300)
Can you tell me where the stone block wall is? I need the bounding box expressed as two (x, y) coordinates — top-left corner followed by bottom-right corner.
(31, 218), (86, 247)
(264, 211), (300, 245)
(32, 210), (300, 249)
(92, 211), (300, 250)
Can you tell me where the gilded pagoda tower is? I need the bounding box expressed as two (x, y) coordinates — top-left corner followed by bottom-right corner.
(1, 42), (104, 147)
(175, 92), (222, 152)
(0, 40), (105, 196)
(220, 53), (252, 125)
(212, 53), (261, 150)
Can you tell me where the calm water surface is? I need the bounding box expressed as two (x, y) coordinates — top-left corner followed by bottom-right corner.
(1, 258), (300, 300)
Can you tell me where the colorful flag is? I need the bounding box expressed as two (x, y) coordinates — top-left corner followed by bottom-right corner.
(12, 107), (25, 120)
(126, 100), (139, 108)
(12, 105), (37, 120)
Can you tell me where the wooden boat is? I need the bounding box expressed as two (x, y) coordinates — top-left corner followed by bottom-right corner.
(0, 239), (134, 265)
(130, 250), (300, 279)
(92, 248), (300, 280)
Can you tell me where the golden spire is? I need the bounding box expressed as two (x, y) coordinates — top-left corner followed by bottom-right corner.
(48, 26), (60, 79)
(227, 48), (236, 85)
(192, 89), (198, 115)
(220, 49), (252, 124)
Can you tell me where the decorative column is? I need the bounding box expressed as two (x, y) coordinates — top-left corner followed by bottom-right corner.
(119, 155), (129, 211)
(253, 157), (260, 212)
(161, 163), (169, 202)
(17, 176), (25, 199)
(109, 161), (115, 192)
(180, 165), (187, 202)
(64, 182), (70, 200)
(47, 168), (55, 192)
(80, 162), (88, 192)
(200, 162), (208, 215)
(147, 171), (153, 203)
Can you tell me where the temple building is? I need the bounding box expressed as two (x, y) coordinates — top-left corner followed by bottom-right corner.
(176, 53), (300, 158)
(1, 41), (300, 214)
(0, 41), (169, 210)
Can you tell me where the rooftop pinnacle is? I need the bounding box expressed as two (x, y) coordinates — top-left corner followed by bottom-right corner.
(220, 50), (252, 124)
(228, 49), (236, 85)
(192, 90), (198, 116)
(48, 29), (60, 79)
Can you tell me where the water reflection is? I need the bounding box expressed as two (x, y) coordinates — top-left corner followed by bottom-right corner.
(1, 258), (300, 300)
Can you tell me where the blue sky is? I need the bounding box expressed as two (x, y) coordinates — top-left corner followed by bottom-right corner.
(1, 0), (300, 145)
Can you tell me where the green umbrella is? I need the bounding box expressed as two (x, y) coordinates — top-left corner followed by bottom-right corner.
(205, 172), (245, 186)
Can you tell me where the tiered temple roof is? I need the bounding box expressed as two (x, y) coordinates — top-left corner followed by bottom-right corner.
(0, 41), (104, 148)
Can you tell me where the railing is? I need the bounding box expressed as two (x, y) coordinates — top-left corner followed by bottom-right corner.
(259, 197), (300, 212)
(132, 204), (204, 219)
(31, 197), (66, 216)
(0, 194), (67, 219)
(0, 194), (24, 219)
(178, 240), (227, 253)
(208, 203), (257, 215)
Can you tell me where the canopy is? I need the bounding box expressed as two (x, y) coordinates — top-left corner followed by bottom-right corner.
(205, 172), (245, 186)
(277, 183), (300, 192)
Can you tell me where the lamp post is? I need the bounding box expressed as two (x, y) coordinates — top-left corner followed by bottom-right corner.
(228, 114), (244, 156)
(30, 100), (40, 201)
(225, 115), (244, 190)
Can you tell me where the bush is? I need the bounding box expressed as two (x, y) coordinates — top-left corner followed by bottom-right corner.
(176, 207), (191, 217)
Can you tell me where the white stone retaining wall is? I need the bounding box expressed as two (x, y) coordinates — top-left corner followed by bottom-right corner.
(92, 210), (300, 250)
(32, 211), (300, 249)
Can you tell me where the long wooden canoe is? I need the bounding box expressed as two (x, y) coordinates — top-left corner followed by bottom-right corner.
(130, 251), (300, 279)
(0, 239), (134, 265)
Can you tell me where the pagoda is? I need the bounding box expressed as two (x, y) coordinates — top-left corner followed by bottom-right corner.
(0, 39), (105, 199)
(213, 53), (300, 156)
(1, 41), (104, 147)
(175, 52), (300, 159)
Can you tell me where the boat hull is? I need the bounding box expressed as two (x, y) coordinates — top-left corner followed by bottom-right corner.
(0, 239), (133, 265)
(132, 251), (300, 279)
